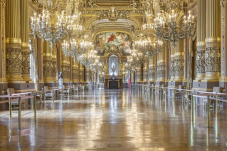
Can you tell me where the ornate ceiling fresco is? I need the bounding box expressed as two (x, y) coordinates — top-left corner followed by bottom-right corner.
(96, 32), (132, 56)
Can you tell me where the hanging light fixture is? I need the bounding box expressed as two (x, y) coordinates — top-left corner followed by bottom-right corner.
(30, 0), (83, 49)
(152, 1), (195, 47)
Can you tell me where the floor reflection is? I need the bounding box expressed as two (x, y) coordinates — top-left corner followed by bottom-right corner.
(0, 89), (227, 150)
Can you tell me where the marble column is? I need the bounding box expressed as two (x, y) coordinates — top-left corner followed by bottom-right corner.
(203, 0), (221, 81)
(149, 56), (155, 82)
(143, 63), (148, 82)
(157, 42), (166, 82)
(220, 0), (227, 82)
(136, 65), (143, 82)
(174, 39), (184, 82)
(195, 0), (206, 81)
(72, 59), (79, 84)
(43, 41), (53, 83)
(21, 0), (32, 83)
(6, 0), (24, 82)
(79, 63), (84, 83)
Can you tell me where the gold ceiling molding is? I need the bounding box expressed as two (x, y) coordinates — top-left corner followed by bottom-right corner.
(84, 17), (141, 31)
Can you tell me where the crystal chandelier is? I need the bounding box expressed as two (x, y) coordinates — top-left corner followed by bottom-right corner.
(90, 58), (103, 72)
(30, 0), (83, 49)
(31, 10), (70, 49)
(134, 35), (164, 56)
(152, 2), (195, 47)
(77, 44), (99, 67)
(128, 46), (149, 68)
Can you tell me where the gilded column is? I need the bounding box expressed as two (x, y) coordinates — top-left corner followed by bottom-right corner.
(194, 0), (206, 81)
(157, 42), (166, 82)
(79, 63), (84, 83)
(38, 38), (44, 84)
(0, 0), (7, 83)
(52, 46), (57, 82)
(6, 0), (24, 82)
(220, 0), (227, 81)
(184, 38), (188, 81)
(61, 54), (70, 83)
(149, 56), (155, 82)
(203, 0), (221, 81)
(170, 46), (175, 82)
(166, 41), (170, 81)
(143, 63), (148, 82)
(85, 66), (91, 83)
(136, 64), (143, 82)
(72, 59), (79, 83)
(21, 0), (32, 83)
(43, 41), (53, 83)
(174, 39), (184, 82)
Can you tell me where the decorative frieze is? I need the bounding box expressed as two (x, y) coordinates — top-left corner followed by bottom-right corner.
(43, 60), (53, 78)
(62, 64), (70, 79)
(196, 45), (205, 74)
(149, 68), (155, 81)
(174, 58), (184, 77)
(170, 59), (175, 78)
(52, 60), (57, 79)
(22, 51), (30, 75)
(157, 64), (165, 79)
(205, 41), (220, 73)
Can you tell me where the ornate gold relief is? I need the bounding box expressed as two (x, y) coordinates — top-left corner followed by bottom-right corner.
(6, 47), (23, 76)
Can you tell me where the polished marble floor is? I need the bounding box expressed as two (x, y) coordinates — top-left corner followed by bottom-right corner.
(1, 89), (227, 151)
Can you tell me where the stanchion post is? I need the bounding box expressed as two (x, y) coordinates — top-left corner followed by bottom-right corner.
(182, 90), (184, 106)
(18, 97), (21, 129)
(215, 92), (218, 116)
(9, 94), (12, 118)
(191, 91), (194, 121)
(31, 91), (34, 110)
(34, 94), (37, 122)
(207, 95), (210, 128)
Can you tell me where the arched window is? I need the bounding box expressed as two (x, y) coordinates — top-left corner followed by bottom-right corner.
(109, 55), (119, 75)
